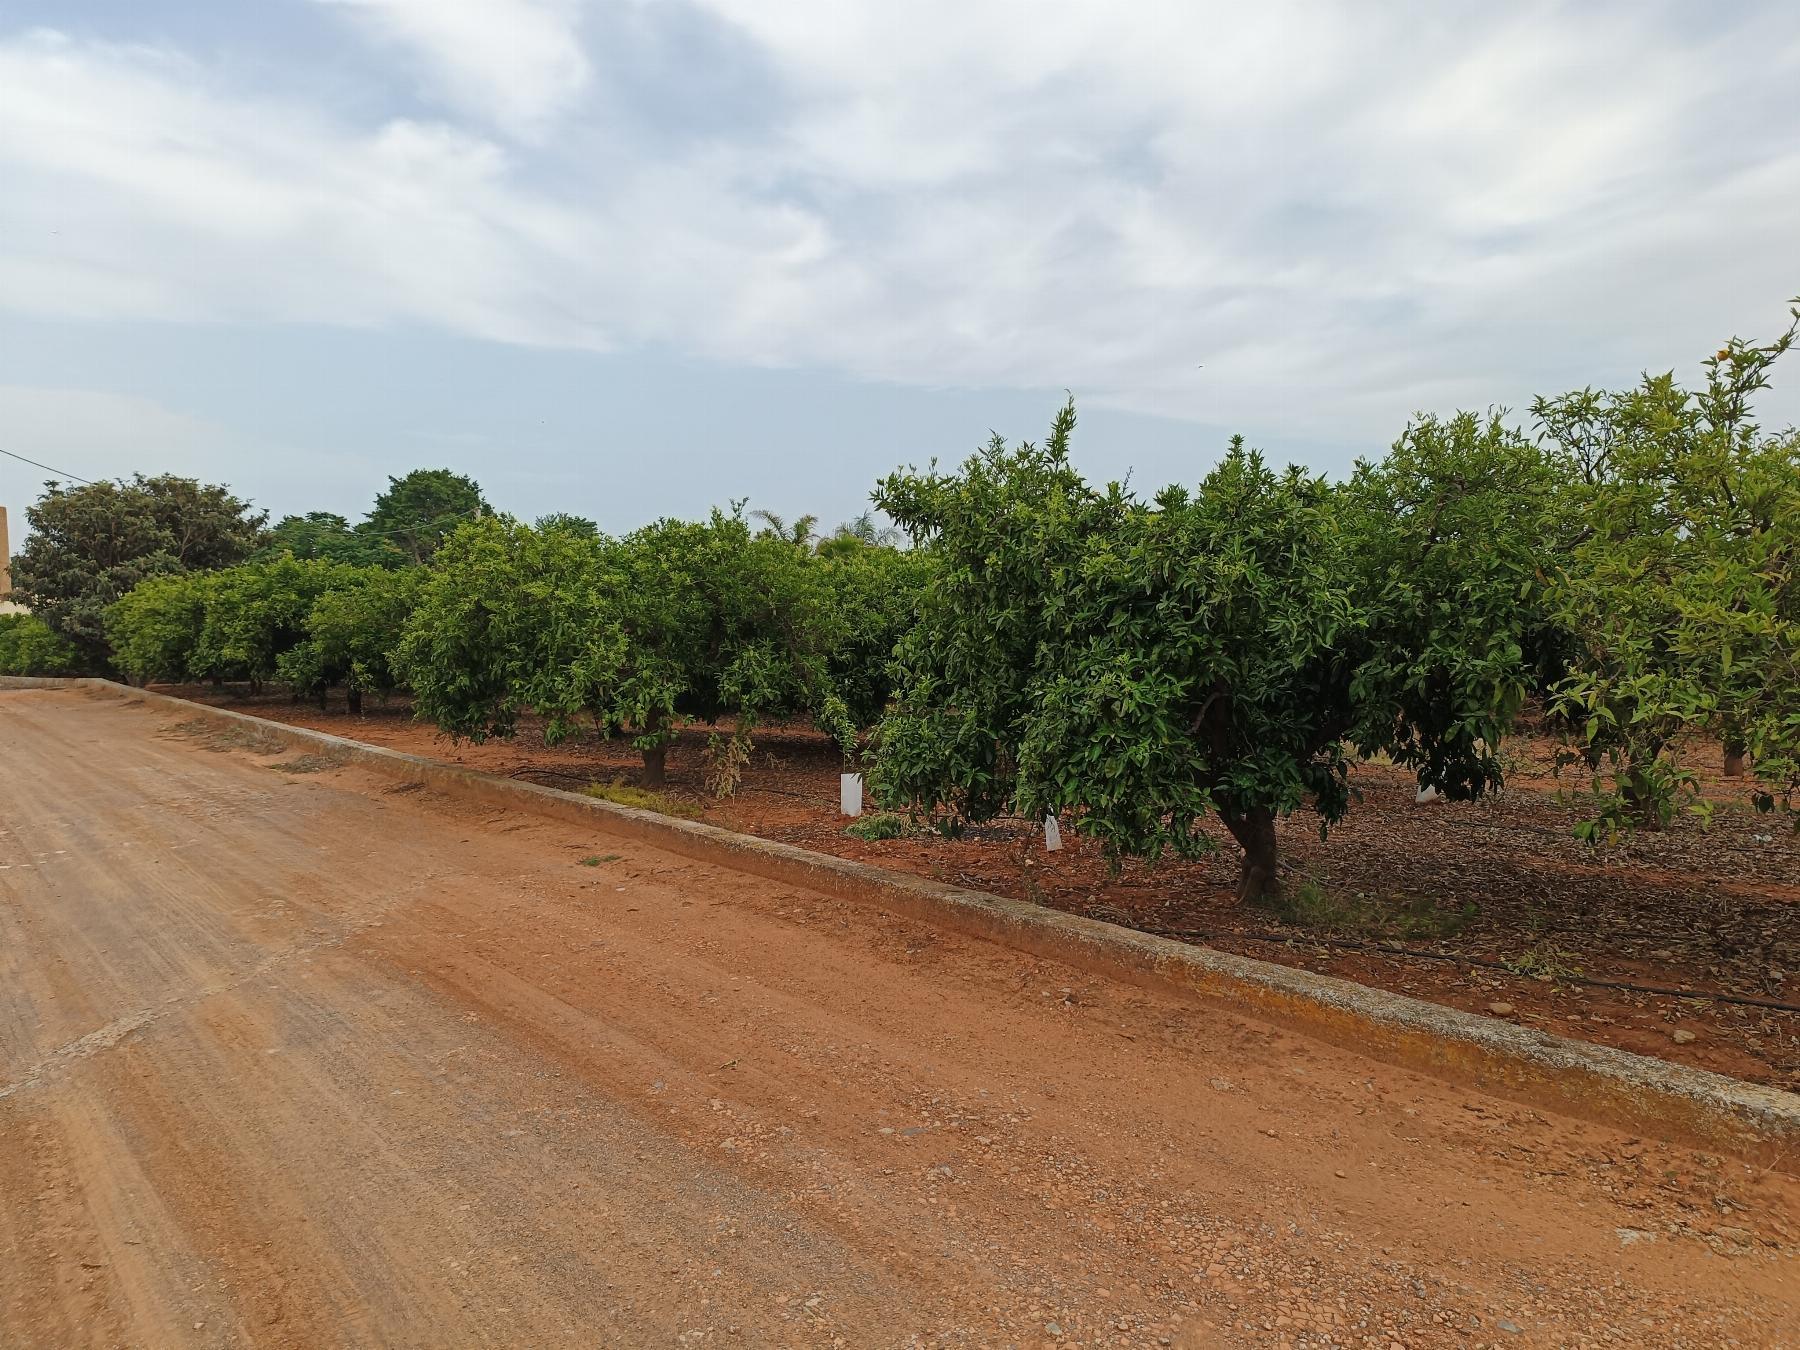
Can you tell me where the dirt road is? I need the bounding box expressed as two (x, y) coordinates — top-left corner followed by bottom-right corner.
(2, 688), (1796, 1348)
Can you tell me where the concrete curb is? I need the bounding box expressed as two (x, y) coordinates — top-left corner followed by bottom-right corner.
(7, 675), (1799, 1169)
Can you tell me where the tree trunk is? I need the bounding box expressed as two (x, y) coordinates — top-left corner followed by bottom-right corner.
(1220, 806), (1280, 903)
(347, 687), (363, 716)
(641, 743), (666, 788)
(1621, 781), (1666, 831)
(315, 686), (328, 711)
(639, 708), (668, 787)
(1723, 740), (1747, 778)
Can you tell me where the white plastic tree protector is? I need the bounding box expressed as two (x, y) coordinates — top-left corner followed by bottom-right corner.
(839, 773), (863, 817)
(1415, 783), (1443, 803)
(1044, 816), (1063, 851)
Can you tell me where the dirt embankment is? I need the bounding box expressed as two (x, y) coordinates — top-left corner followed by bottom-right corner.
(2, 685), (1797, 1347)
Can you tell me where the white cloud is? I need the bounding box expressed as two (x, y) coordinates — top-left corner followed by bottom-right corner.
(313, 0), (591, 137)
(1, 4), (1797, 451)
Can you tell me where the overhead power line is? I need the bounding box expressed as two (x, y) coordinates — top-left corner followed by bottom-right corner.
(0, 446), (97, 486)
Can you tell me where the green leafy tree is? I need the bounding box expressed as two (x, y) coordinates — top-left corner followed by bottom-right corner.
(106, 572), (216, 684)
(276, 567), (423, 711)
(873, 402), (1545, 901)
(0, 613), (81, 676)
(187, 557), (359, 688)
(815, 539), (935, 742)
(362, 469), (488, 565)
(534, 512), (599, 538)
(1537, 301), (1800, 831)
(611, 512), (835, 776)
(1339, 409), (1565, 795)
(10, 475), (265, 668)
(399, 511), (836, 785)
(257, 512), (395, 567)
(396, 516), (610, 749)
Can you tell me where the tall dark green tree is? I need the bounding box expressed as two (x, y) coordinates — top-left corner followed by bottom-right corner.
(362, 469), (488, 565)
(10, 474), (265, 668)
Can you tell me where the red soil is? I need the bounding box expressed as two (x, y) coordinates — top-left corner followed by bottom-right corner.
(167, 686), (1800, 1092)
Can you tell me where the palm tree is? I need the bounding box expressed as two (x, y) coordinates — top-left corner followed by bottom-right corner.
(750, 510), (820, 549)
(823, 510), (903, 550)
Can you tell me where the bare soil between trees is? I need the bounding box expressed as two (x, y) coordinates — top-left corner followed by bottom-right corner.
(167, 685), (1800, 1096)
(5, 685), (1800, 1347)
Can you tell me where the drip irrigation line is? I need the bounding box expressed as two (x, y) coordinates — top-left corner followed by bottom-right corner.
(1145, 925), (1800, 1014)
(730, 783), (835, 804)
(507, 766), (591, 783)
(506, 766), (836, 808)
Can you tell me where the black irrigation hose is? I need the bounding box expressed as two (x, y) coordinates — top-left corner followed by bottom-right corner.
(506, 766), (592, 784)
(1148, 925), (1800, 1014)
(506, 766), (842, 810)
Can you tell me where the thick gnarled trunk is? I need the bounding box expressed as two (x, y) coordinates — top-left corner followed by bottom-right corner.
(1220, 806), (1279, 903)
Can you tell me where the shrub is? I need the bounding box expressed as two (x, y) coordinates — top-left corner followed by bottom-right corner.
(0, 613), (82, 676)
(107, 572), (214, 684)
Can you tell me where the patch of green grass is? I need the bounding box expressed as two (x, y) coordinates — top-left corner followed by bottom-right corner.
(581, 782), (701, 819)
(1502, 940), (1583, 982)
(578, 853), (623, 867)
(845, 812), (910, 841)
(1254, 877), (1476, 940)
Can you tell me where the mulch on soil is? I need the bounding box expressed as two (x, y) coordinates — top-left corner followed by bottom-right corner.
(166, 685), (1800, 1091)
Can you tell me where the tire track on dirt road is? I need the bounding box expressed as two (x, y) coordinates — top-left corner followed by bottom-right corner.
(2, 687), (1797, 1348)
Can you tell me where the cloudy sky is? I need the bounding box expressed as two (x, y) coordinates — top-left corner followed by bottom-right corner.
(2, 1), (1797, 531)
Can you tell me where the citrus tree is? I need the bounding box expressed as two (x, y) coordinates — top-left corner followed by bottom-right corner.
(186, 557), (359, 688)
(815, 540), (935, 750)
(0, 613), (81, 676)
(106, 572), (216, 684)
(397, 515), (614, 749)
(108, 557), (361, 689)
(1537, 301), (1800, 831)
(1338, 409), (1565, 796)
(399, 511), (839, 785)
(873, 401), (1548, 901)
(275, 566), (423, 711)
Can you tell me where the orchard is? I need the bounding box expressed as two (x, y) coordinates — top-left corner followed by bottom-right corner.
(3, 303), (1795, 901)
